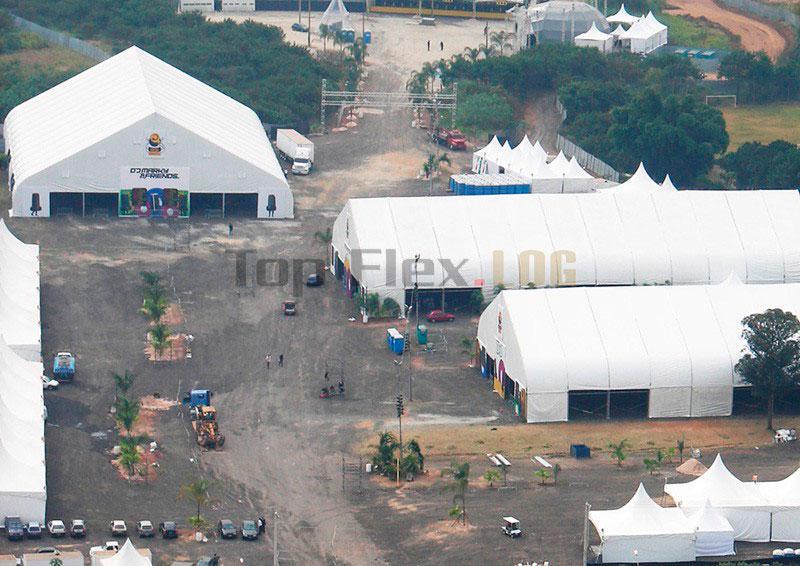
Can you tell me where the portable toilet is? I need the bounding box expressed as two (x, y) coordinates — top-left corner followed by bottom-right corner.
(387, 328), (405, 355)
(416, 324), (428, 345)
(189, 389), (212, 408)
(364, 30), (372, 44)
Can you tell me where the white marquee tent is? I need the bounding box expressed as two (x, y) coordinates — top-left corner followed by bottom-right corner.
(471, 137), (592, 181)
(688, 500), (735, 557)
(476, 280), (800, 423)
(3, 46), (292, 219)
(756, 469), (800, 542)
(574, 22), (614, 53)
(472, 136), (502, 173)
(589, 484), (696, 563)
(319, 0), (354, 31)
(666, 455), (772, 542)
(622, 11), (668, 54)
(333, 186), (800, 308)
(0, 220), (40, 361)
(95, 539), (152, 566)
(607, 3), (640, 26)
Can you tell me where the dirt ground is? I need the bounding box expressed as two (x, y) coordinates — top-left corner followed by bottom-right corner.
(665, 0), (788, 60)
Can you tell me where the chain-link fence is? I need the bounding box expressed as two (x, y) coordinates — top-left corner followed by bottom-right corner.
(718, 0), (799, 29)
(11, 14), (111, 62)
(557, 134), (620, 182)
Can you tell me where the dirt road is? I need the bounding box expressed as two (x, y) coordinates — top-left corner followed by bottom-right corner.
(665, 0), (787, 60)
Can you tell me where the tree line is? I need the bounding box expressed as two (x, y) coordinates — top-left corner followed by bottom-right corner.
(0, 0), (341, 124)
(719, 48), (800, 105)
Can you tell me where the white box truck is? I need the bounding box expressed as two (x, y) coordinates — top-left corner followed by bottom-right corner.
(276, 129), (314, 175)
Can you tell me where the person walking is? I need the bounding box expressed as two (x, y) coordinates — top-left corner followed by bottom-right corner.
(278, 353), (284, 367)
(338, 379), (345, 396)
(427, 39), (430, 51)
(440, 40), (444, 51)
(228, 223), (233, 238)
(265, 353), (272, 371)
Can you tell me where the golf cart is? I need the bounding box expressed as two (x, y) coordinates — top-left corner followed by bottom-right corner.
(501, 516), (522, 538)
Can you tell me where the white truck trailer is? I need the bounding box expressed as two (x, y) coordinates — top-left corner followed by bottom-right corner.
(276, 129), (314, 175)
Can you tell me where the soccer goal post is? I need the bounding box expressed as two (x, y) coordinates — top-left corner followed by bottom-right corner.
(705, 94), (737, 107)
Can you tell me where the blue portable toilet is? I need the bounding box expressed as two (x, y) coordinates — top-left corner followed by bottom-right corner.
(190, 389), (212, 408)
(416, 324), (428, 345)
(364, 31), (372, 44)
(387, 328), (404, 355)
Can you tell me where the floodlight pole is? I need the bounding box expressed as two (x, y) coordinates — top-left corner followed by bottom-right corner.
(298, 0), (302, 23)
(307, 0), (312, 48)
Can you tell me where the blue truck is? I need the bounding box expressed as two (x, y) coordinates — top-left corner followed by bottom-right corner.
(53, 351), (76, 381)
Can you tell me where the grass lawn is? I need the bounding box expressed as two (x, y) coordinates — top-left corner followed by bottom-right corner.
(661, 13), (737, 50)
(723, 103), (800, 150)
(0, 32), (93, 76)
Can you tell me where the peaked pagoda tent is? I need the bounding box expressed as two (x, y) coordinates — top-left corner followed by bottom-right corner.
(666, 455), (772, 542)
(688, 500), (735, 557)
(662, 174), (678, 191)
(547, 151), (571, 177)
(758, 468), (800, 542)
(574, 22), (614, 53)
(96, 539), (152, 566)
(589, 483), (696, 563)
(567, 156), (593, 179)
(472, 136), (502, 173)
(622, 11), (668, 54)
(607, 3), (639, 26)
(319, 0), (354, 32)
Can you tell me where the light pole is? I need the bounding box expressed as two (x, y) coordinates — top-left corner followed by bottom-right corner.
(298, 0), (302, 24)
(307, 0), (311, 48)
(395, 394), (404, 485)
(273, 511), (279, 566)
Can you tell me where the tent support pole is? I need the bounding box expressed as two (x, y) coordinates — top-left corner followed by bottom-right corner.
(82, 192), (85, 217)
(582, 502), (590, 565)
(222, 194), (226, 218)
(605, 389), (611, 420)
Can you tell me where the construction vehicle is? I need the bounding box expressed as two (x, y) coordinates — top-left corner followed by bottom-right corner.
(190, 404), (225, 449)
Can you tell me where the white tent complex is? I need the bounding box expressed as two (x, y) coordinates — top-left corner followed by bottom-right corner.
(666, 455), (772, 542)
(476, 280), (800, 423)
(93, 539), (152, 566)
(3, 46), (292, 219)
(574, 22), (613, 53)
(589, 484), (696, 563)
(621, 11), (668, 54)
(332, 187), (800, 309)
(689, 500), (735, 557)
(319, 0), (354, 32)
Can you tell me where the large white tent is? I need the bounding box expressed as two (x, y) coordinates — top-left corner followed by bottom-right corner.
(666, 455), (772, 542)
(0, 220), (40, 362)
(688, 500), (735, 557)
(622, 11), (668, 54)
(589, 484), (696, 563)
(759, 469), (800, 541)
(574, 22), (614, 53)
(476, 280), (800, 423)
(3, 46), (292, 219)
(607, 3), (640, 26)
(333, 187), (800, 308)
(319, 0), (354, 32)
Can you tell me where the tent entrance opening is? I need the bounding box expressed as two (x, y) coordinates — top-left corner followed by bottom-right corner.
(568, 390), (649, 421)
(223, 193), (258, 218)
(403, 287), (479, 313)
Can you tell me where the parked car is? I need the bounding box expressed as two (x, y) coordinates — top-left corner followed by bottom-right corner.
(306, 273), (324, 287)
(70, 519), (86, 538)
(41, 375), (59, 390)
(89, 541), (119, 556)
(109, 520), (127, 536)
(25, 522), (42, 539)
(426, 309), (455, 323)
(46, 520), (66, 538)
(5, 517), (24, 540)
(136, 520), (154, 537)
(282, 300), (296, 316)
(290, 22), (308, 32)
(241, 520), (258, 540)
(432, 127), (467, 150)
(217, 519), (237, 539)
(35, 547), (59, 555)
(159, 521), (178, 539)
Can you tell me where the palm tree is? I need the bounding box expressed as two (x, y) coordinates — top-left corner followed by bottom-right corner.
(463, 46), (481, 62)
(119, 436), (141, 478)
(180, 478), (212, 530)
(112, 370), (135, 398)
(141, 293), (168, 323)
(319, 24), (330, 52)
(534, 468), (551, 485)
(608, 439), (629, 467)
(483, 469), (500, 487)
(114, 395), (141, 437)
(459, 336), (475, 365)
(348, 38), (367, 66)
(490, 31), (514, 57)
(441, 460), (470, 524)
(150, 322), (172, 356)
(422, 153), (451, 196)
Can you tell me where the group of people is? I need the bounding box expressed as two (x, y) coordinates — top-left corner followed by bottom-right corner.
(426, 40), (444, 51)
(265, 353), (284, 370)
(320, 370), (345, 398)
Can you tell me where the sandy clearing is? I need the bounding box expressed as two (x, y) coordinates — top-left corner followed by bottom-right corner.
(665, 0), (786, 60)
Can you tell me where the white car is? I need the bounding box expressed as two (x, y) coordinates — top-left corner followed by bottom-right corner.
(46, 520), (66, 537)
(41, 375), (59, 390)
(89, 541), (119, 556)
(110, 520), (127, 536)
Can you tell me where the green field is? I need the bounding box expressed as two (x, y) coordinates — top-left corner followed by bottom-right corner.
(660, 13), (737, 50)
(722, 103), (800, 150)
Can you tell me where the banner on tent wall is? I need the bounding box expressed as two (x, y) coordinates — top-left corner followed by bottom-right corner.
(119, 188), (190, 218)
(120, 166), (189, 190)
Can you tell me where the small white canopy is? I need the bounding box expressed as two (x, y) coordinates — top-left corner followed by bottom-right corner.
(688, 500), (735, 557)
(610, 162), (661, 193)
(472, 136), (502, 173)
(590, 484), (696, 563)
(662, 174), (678, 191)
(758, 468), (800, 542)
(319, 0), (353, 31)
(547, 151), (571, 177)
(607, 3), (639, 26)
(665, 455), (772, 541)
(574, 22), (614, 53)
(98, 539), (152, 566)
(567, 156), (593, 179)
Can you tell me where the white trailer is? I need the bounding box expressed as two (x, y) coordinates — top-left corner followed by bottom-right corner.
(276, 129), (315, 175)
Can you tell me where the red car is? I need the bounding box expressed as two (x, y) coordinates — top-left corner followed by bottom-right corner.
(426, 309), (455, 323)
(433, 128), (467, 151)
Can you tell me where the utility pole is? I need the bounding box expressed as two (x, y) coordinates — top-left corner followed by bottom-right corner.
(307, 0), (312, 48)
(396, 394), (404, 485)
(273, 511), (279, 566)
(582, 503), (591, 566)
(298, 0), (301, 23)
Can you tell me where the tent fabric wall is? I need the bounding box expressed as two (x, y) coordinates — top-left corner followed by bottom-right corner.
(758, 469), (800, 542)
(688, 500), (735, 556)
(332, 188), (800, 304)
(476, 282), (800, 423)
(589, 484), (696, 564)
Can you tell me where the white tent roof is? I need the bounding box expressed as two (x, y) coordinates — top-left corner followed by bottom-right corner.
(547, 151), (571, 177)
(610, 24), (627, 37)
(608, 162), (662, 193)
(662, 174), (678, 191)
(474, 136), (502, 159)
(666, 455), (771, 510)
(319, 0), (354, 30)
(689, 500), (735, 557)
(645, 11), (668, 33)
(575, 22), (613, 42)
(607, 3), (639, 25)
(98, 539), (152, 566)
(622, 15), (659, 40)
(567, 156), (593, 179)
(3, 46), (285, 187)
(334, 188), (800, 300)
(758, 468), (800, 506)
